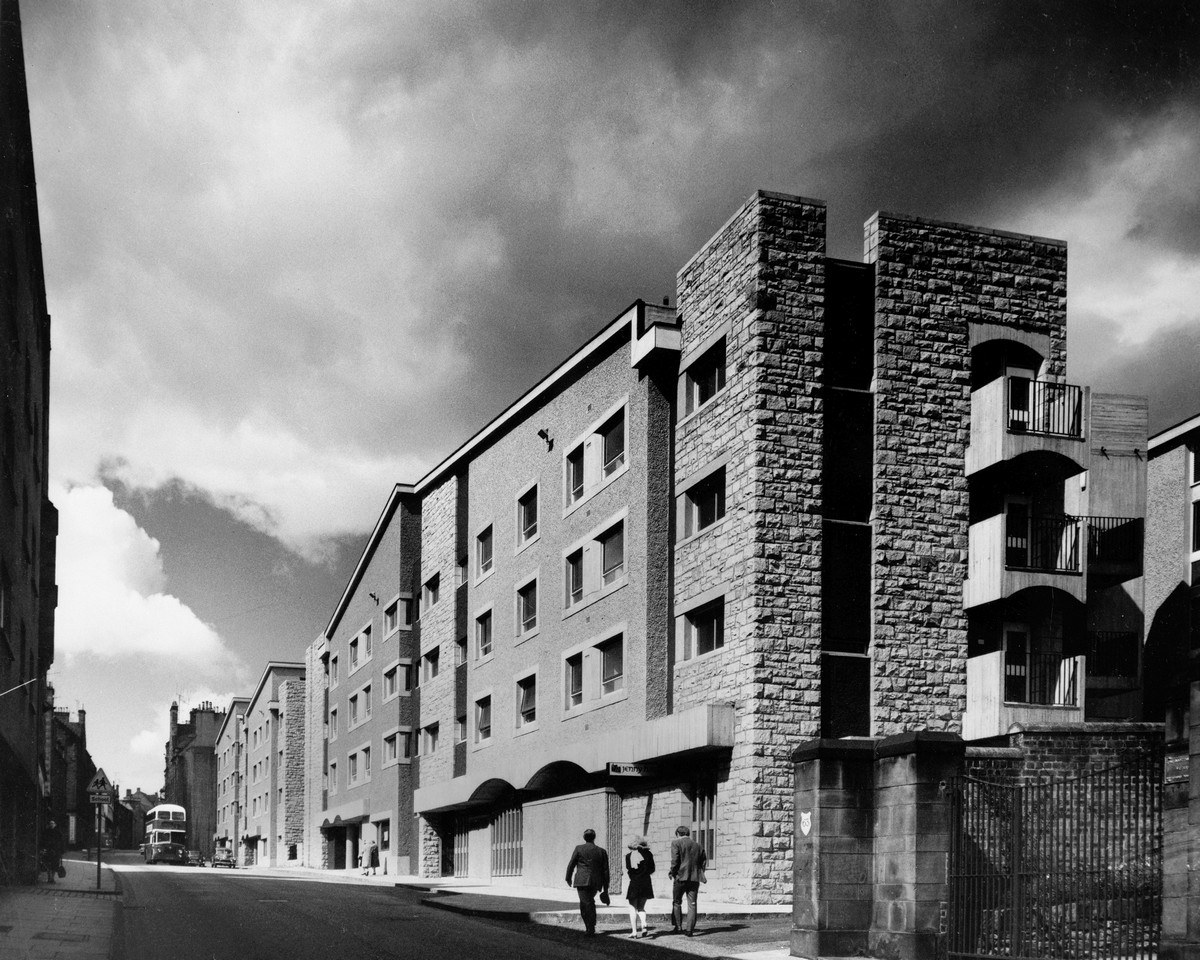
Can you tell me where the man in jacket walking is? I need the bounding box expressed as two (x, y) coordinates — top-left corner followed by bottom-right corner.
(669, 825), (707, 936)
(565, 828), (610, 935)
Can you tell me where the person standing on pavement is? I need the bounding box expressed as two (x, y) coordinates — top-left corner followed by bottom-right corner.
(41, 820), (64, 883)
(367, 840), (379, 876)
(623, 837), (655, 938)
(669, 825), (707, 937)
(564, 828), (610, 936)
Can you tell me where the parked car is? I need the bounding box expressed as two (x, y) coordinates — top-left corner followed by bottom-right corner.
(211, 848), (236, 869)
(186, 849), (206, 867)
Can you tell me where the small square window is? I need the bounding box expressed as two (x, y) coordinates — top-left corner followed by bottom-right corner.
(455, 715), (467, 743)
(516, 675), (537, 727)
(422, 647), (440, 681)
(383, 666), (398, 699)
(599, 635), (624, 695)
(685, 468), (726, 537)
(566, 447), (585, 505)
(565, 653), (583, 708)
(475, 696), (492, 743)
(424, 574), (440, 609)
(684, 598), (725, 660)
(455, 637), (467, 666)
(477, 526), (494, 578)
(517, 579), (538, 635)
(518, 486), (539, 543)
(476, 610), (493, 659)
(601, 411), (625, 477)
(422, 723), (439, 755)
(685, 337), (727, 415)
(383, 602), (398, 634)
(384, 734), (398, 763)
(600, 523), (624, 585)
(566, 550), (584, 607)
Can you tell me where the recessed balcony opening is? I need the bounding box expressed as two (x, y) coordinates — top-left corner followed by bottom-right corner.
(971, 339), (1046, 393)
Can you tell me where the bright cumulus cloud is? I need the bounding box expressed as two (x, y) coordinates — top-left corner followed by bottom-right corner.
(53, 484), (234, 666)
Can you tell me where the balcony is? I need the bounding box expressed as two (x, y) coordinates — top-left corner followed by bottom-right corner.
(1086, 630), (1140, 691)
(1086, 516), (1144, 581)
(964, 513), (1085, 607)
(963, 649), (1085, 740)
(965, 377), (1086, 475)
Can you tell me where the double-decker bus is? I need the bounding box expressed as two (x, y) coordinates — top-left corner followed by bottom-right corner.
(142, 803), (188, 864)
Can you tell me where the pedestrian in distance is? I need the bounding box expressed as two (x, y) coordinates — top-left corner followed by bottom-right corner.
(624, 836), (655, 938)
(367, 839), (379, 876)
(668, 825), (707, 937)
(41, 819), (64, 884)
(564, 828), (610, 936)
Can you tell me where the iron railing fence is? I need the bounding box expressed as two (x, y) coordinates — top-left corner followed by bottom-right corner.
(949, 752), (1162, 960)
(1004, 653), (1078, 707)
(1088, 632), (1140, 680)
(1086, 517), (1143, 565)
(490, 804), (523, 877)
(1006, 516), (1081, 573)
(1006, 379), (1084, 439)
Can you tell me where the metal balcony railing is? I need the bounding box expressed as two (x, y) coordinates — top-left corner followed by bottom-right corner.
(1005, 515), (1081, 573)
(1004, 652), (1078, 706)
(1086, 516), (1143, 564)
(1006, 378), (1084, 438)
(1088, 631), (1139, 679)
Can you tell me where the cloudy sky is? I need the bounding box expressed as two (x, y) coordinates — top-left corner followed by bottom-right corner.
(21, 1), (1200, 796)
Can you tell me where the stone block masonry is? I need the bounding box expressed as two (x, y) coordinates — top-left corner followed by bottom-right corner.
(281, 678), (306, 857)
(676, 191), (827, 903)
(867, 213), (1068, 735)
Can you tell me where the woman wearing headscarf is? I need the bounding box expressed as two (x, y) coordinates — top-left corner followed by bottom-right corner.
(624, 836), (655, 938)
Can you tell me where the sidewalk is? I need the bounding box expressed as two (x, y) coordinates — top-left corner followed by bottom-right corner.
(0, 855), (118, 960)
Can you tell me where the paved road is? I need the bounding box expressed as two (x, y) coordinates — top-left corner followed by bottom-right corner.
(111, 861), (789, 960)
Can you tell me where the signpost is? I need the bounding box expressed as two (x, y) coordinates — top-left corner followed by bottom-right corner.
(86, 769), (113, 890)
(607, 762), (648, 777)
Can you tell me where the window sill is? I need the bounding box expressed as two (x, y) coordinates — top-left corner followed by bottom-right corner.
(677, 515), (731, 548)
(563, 576), (628, 621)
(563, 462), (629, 520)
(515, 626), (541, 646)
(562, 688), (628, 720)
(471, 738), (494, 753)
(475, 651), (496, 669)
(514, 721), (540, 738)
(515, 532), (541, 556)
(678, 385), (730, 429)
(347, 656), (373, 679)
(678, 644), (727, 667)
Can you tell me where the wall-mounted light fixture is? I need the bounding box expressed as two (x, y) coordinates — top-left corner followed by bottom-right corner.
(537, 428), (553, 451)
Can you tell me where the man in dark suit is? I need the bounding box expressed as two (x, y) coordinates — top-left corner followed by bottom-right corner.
(565, 828), (610, 935)
(669, 825), (707, 936)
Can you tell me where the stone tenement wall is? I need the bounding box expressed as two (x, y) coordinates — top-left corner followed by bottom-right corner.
(282, 678), (306, 852)
(675, 190), (827, 904)
(302, 639), (329, 869)
(867, 214), (1068, 734)
(417, 476), (458, 790)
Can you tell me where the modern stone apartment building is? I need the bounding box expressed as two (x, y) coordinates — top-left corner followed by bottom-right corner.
(163, 701), (225, 859)
(290, 189), (1155, 904)
(0, 0), (58, 885)
(214, 697), (248, 857)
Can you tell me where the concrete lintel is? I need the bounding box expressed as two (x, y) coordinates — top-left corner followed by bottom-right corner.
(874, 731), (965, 760)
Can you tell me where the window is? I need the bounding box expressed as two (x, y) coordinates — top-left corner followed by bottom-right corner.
(600, 522), (624, 585)
(1193, 500), (1200, 554)
(565, 551), (584, 607)
(455, 637), (468, 666)
(683, 598), (725, 660)
(565, 653), (583, 708)
(517, 579), (538, 635)
(349, 694), (359, 725)
(383, 666), (398, 699)
(599, 636), (624, 695)
(475, 696), (492, 743)
(383, 601), (398, 634)
(363, 685), (372, 718)
(363, 747), (371, 777)
(600, 411), (625, 477)
(349, 753), (358, 783)
(476, 610), (493, 659)
(455, 715), (467, 743)
(518, 486), (539, 544)
(384, 730), (412, 764)
(455, 556), (468, 588)
(684, 468), (726, 536)
(329, 708), (338, 740)
(350, 638), (359, 669)
(379, 820), (391, 852)
(423, 573), (440, 609)
(693, 782), (717, 861)
(566, 447), (585, 505)
(331, 656), (339, 686)
(685, 337), (727, 415)
(477, 525), (494, 578)
(422, 647), (440, 681)
(516, 675), (537, 728)
(363, 625), (372, 657)
(329, 762), (337, 791)
(422, 723), (439, 755)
